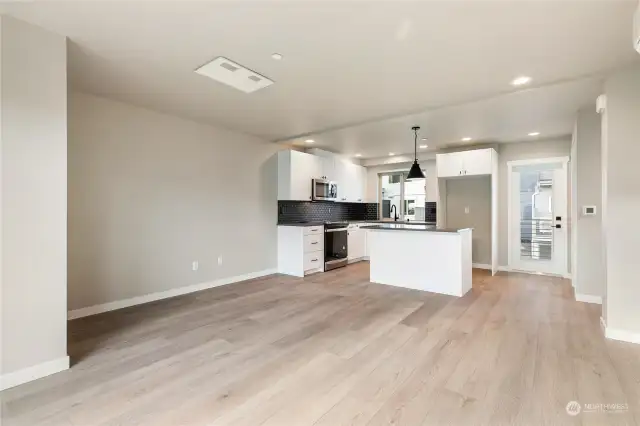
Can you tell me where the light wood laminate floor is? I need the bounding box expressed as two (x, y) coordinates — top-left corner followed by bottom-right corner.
(2, 263), (639, 426)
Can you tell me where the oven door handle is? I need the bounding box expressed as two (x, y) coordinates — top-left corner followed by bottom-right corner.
(325, 228), (348, 233)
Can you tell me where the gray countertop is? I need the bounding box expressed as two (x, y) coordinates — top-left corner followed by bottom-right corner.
(360, 224), (467, 233)
(277, 222), (325, 227)
(277, 220), (437, 227)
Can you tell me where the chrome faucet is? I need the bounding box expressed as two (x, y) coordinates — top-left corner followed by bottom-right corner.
(389, 205), (399, 221)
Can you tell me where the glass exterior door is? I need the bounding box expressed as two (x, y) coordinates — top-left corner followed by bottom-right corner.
(509, 162), (567, 275)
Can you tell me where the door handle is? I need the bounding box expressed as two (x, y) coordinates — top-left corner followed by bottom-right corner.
(311, 242), (318, 244)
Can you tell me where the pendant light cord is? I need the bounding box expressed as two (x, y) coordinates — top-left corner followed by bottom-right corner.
(414, 127), (418, 160)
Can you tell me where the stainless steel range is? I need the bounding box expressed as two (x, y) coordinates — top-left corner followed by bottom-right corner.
(324, 222), (348, 271)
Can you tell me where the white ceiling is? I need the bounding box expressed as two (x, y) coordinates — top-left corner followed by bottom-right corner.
(2, 0), (638, 157)
(285, 76), (604, 159)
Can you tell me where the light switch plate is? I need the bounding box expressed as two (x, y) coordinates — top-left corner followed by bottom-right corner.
(582, 206), (597, 216)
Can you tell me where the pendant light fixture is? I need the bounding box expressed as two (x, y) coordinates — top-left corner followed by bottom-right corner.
(406, 126), (426, 180)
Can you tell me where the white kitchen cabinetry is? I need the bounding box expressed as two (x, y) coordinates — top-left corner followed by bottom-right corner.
(278, 225), (324, 277)
(358, 167), (368, 202)
(347, 223), (366, 261)
(436, 148), (493, 178)
(335, 159), (367, 203)
(363, 223), (373, 259)
(319, 156), (335, 181)
(436, 152), (464, 178)
(277, 150), (324, 201)
(278, 149), (368, 203)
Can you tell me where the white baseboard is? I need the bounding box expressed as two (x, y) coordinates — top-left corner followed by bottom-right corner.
(575, 293), (602, 304)
(605, 326), (640, 345)
(499, 266), (571, 279)
(68, 268), (278, 320)
(472, 263), (492, 270)
(0, 356), (69, 391)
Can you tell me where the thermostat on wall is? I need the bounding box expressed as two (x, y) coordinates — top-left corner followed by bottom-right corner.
(582, 206), (597, 216)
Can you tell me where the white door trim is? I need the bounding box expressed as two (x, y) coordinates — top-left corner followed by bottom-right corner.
(507, 156), (570, 276)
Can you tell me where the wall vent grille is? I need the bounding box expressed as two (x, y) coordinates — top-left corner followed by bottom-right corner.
(195, 56), (274, 93)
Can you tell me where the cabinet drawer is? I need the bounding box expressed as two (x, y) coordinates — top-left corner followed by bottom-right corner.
(304, 251), (323, 271)
(304, 226), (323, 236)
(304, 234), (323, 252)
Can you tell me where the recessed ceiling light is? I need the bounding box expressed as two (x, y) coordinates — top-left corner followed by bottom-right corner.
(461, 137), (472, 142)
(421, 138), (427, 141)
(528, 132), (540, 136)
(419, 145), (428, 149)
(305, 139), (315, 143)
(389, 152), (395, 156)
(355, 153), (362, 157)
(271, 53), (283, 60)
(511, 76), (532, 86)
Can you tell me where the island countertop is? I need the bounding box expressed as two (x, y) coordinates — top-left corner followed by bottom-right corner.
(360, 224), (470, 233)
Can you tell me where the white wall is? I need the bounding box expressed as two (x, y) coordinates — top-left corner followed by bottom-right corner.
(68, 92), (280, 312)
(0, 16), (68, 384)
(445, 176), (492, 264)
(602, 64), (640, 335)
(572, 107), (604, 299)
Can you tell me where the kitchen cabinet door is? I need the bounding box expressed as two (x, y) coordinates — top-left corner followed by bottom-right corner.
(334, 159), (351, 202)
(278, 150), (323, 201)
(436, 152), (464, 177)
(348, 228), (365, 260)
(363, 228), (369, 257)
(461, 149), (492, 176)
(352, 165), (367, 202)
(320, 156), (335, 181)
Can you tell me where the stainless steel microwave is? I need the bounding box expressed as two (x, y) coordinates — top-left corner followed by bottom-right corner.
(312, 178), (337, 201)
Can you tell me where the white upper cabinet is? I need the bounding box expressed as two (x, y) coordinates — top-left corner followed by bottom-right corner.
(319, 156), (335, 181)
(277, 150), (323, 201)
(436, 152), (465, 178)
(334, 159), (367, 202)
(461, 149), (493, 176)
(278, 149), (368, 202)
(357, 166), (367, 202)
(436, 148), (494, 178)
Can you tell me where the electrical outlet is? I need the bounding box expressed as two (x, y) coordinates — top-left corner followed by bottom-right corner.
(217, 256), (223, 266)
(192, 261), (199, 271)
(464, 206), (470, 214)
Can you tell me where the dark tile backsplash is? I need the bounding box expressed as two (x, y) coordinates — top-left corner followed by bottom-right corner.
(425, 202), (437, 222)
(278, 201), (379, 223)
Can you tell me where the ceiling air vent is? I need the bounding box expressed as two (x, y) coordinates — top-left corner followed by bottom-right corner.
(194, 56), (274, 93)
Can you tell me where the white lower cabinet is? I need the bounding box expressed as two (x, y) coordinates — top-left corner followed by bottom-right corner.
(278, 225), (324, 277)
(363, 226), (370, 259)
(304, 251), (323, 272)
(347, 224), (366, 261)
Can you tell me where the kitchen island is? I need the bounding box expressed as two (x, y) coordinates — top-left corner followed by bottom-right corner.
(361, 224), (472, 297)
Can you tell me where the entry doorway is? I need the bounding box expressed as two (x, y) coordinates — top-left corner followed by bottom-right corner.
(508, 157), (569, 276)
